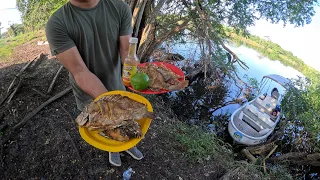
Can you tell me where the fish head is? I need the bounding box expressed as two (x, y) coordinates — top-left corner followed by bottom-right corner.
(75, 110), (89, 126)
(75, 102), (99, 126)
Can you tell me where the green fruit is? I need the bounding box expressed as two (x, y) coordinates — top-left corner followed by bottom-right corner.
(130, 72), (150, 91)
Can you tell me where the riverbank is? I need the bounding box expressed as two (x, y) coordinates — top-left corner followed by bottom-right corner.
(0, 35), (293, 179)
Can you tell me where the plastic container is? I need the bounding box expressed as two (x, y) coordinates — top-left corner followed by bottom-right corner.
(123, 168), (135, 180)
(122, 37), (140, 87)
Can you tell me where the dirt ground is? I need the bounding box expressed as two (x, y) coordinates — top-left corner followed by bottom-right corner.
(0, 44), (226, 179)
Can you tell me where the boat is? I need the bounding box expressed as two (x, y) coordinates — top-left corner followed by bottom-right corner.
(228, 74), (294, 145)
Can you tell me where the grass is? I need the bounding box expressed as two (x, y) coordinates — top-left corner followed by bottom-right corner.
(0, 30), (46, 62)
(159, 119), (293, 180)
(169, 121), (233, 163)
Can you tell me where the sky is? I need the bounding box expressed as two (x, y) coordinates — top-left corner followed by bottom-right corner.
(0, 0), (319, 71)
(0, 0), (21, 32)
(247, 6), (320, 71)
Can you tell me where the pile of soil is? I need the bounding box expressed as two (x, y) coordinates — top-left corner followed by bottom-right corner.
(0, 56), (226, 179)
(13, 39), (52, 61)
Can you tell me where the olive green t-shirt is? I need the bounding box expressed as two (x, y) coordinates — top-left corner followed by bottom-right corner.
(45, 0), (132, 109)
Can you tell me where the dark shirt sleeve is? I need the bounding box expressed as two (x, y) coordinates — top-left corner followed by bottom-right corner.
(119, 4), (133, 36)
(45, 15), (76, 56)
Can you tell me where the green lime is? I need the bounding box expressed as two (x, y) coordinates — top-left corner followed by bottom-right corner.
(130, 72), (150, 91)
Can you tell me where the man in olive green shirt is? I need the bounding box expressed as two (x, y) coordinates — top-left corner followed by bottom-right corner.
(45, 0), (143, 167)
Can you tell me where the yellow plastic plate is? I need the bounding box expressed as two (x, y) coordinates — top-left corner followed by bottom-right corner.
(78, 90), (153, 152)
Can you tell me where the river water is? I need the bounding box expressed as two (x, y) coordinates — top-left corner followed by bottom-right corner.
(166, 42), (319, 178)
(168, 42), (304, 115)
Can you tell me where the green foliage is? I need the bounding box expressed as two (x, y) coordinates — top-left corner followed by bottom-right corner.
(165, 121), (232, 163)
(204, 0), (319, 37)
(16, 0), (68, 31)
(7, 23), (25, 37)
(163, 120), (292, 179)
(281, 77), (320, 152)
(267, 165), (293, 180)
(227, 29), (320, 85)
(0, 31), (44, 62)
(243, 74), (260, 98)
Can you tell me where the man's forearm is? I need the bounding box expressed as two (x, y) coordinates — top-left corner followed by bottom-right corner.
(74, 70), (108, 99)
(120, 48), (128, 64)
(54, 46), (108, 99)
(119, 35), (131, 64)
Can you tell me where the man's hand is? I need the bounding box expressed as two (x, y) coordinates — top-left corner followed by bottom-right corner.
(56, 46), (108, 99)
(119, 34), (131, 64)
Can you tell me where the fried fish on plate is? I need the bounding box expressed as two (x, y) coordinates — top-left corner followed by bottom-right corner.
(75, 94), (153, 132)
(138, 62), (189, 91)
(99, 120), (143, 142)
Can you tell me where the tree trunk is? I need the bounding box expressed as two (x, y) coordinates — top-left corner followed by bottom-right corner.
(124, 0), (188, 62)
(137, 0), (166, 62)
(137, 24), (156, 62)
(123, 0), (138, 12)
(245, 142), (276, 156)
(139, 20), (189, 62)
(268, 152), (320, 166)
(131, 0), (148, 37)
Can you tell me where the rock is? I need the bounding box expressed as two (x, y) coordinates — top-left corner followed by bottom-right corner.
(188, 118), (197, 125)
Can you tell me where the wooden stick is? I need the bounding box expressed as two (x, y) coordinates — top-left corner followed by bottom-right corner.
(263, 161), (267, 174)
(261, 145), (278, 174)
(241, 148), (257, 164)
(47, 65), (63, 94)
(32, 88), (50, 98)
(0, 112), (4, 121)
(58, 107), (84, 164)
(7, 58), (35, 94)
(60, 105), (77, 128)
(13, 87), (72, 130)
(61, 127), (82, 160)
(246, 142), (275, 155)
(263, 145), (278, 161)
(28, 53), (48, 71)
(6, 78), (22, 104)
(0, 89), (13, 106)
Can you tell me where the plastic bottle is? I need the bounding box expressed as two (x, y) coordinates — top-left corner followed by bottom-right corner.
(123, 167), (135, 180)
(122, 37), (140, 87)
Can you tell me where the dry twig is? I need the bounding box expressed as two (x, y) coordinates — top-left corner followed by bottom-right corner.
(47, 65), (64, 94)
(6, 78), (22, 104)
(261, 145), (278, 174)
(0, 90), (13, 106)
(60, 105), (77, 128)
(32, 88), (50, 98)
(28, 53), (48, 71)
(13, 87), (72, 130)
(241, 148), (257, 164)
(7, 58), (35, 94)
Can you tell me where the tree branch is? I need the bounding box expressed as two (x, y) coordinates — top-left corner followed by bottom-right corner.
(268, 152), (320, 166)
(132, 0), (148, 37)
(7, 58), (35, 94)
(13, 87), (72, 130)
(218, 39), (249, 70)
(47, 65), (63, 94)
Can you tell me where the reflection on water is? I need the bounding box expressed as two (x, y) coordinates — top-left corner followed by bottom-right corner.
(167, 42), (304, 115)
(165, 42), (318, 179)
(227, 43), (304, 80)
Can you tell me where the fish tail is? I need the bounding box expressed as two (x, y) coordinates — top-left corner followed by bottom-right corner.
(144, 111), (154, 119)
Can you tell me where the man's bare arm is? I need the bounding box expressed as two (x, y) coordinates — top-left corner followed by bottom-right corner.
(56, 46), (107, 99)
(119, 34), (131, 64)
